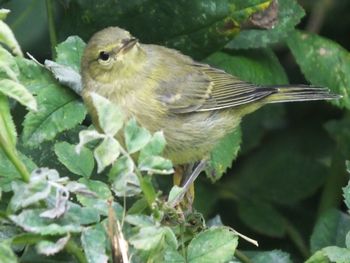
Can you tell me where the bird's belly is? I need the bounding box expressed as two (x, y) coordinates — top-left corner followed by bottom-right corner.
(156, 110), (240, 164)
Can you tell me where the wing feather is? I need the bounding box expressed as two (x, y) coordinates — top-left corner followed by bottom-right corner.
(149, 46), (276, 113)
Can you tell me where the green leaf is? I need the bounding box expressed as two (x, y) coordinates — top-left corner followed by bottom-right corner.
(77, 178), (116, 216)
(164, 248), (186, 263)
(307, 247), (350, 263)
(111, 171), (140, 197)
(108, 155), (134, 180)
(65, 204), (100, 225)
(229, 128), (331, 205)
(124, 118), (151, 154)
(9, 209), (84, 235)
(310, 209), (350, 253)
(187, 227), (238, 263)
(245, 250), (293, 263)
(205, 49), (288, 85)
(127, 197), (148, 215)
(325, 114), (350, 157)
(129, 226), (165, 251)
(346, 160), (350, 174)
(0, 20), (22, 56)
(0, 224), (22, 245)
(0, 79), (37, 111)
(109, 156), (140, 197)
(287, 30), (349, 109)
(0, 45), (19, 81)
(343, 181), (350, 211)
(78, 178), (112, 200)
(124, 214), (154, 227)
(35, 235), (70, 256)
(241, 104), (286, 153)
(44, 36), (85, 93)
(76, 129), (105, 153)
(129, 226), (176, 251)
(0, 241), (17, 263)
(18, 127), (86, 177)
(44, 60), (82, 95)
(168, 186), (184, 204)
(81, 224), (108, 263)
(60, 0), (273, 59)
(22, 84), (86, 147)
(138, 155), (174, 174)
(15, 57), (55, 94)
(94, 136), (120, 173)
(9, 179), (51, 212)
(89, 92), (124, 136)
(164, 227), (178, 249)
(54, 141), (94, 177)
(237, 199), (286, 237)
(55, 36), (86, 72)
(0, 9), (10, 20)
(0, 94), (17, 146)
(139, 131), (167, 162)
(0, 149), (37, 192)
(207, 128), (241, 181)
(227, 0), (305, 49)
(204, 49), (288, 179)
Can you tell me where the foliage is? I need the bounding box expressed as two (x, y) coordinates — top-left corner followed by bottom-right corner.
(0, 1), (350, 263)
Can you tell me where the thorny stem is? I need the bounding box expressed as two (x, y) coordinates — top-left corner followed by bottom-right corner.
(65, 240), (88, 263)
(235, 249), (253, 263)
(284, 219), (309, 259)
(0, 132), (30, 183)
(45, 0), (57, 58)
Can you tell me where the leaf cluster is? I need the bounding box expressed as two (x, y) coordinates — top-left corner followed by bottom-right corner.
(0, 1), (350, 262)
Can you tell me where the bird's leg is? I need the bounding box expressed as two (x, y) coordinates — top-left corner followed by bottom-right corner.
(173, 165), (185, 186)
(170, 160), (207, 208)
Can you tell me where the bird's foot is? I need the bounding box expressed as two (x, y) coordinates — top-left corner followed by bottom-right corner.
(169, 160), (207, 209)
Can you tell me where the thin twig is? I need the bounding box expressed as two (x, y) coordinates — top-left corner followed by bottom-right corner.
(45, 0), (57, 58)
(306, 0), (334, 33)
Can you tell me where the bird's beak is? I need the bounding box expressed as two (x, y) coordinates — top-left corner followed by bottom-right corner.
(120, 37), (138, 53)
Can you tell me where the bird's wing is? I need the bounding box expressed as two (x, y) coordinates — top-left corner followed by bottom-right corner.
(154, 59), (275, 114)
(194, 64), (276, 112)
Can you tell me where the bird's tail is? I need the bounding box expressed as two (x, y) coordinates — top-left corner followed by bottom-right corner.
(265, 85), (341, 104)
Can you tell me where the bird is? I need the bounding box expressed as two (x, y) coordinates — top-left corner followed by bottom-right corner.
(81, 26), (340, 203)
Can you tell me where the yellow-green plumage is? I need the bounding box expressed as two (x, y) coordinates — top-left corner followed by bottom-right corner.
(81, 27), (340, 165)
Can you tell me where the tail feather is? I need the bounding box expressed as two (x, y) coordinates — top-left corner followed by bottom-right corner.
(266, 85), (341, 104)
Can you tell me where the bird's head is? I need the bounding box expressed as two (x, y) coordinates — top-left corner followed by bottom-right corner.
(81, 27), (145, 83)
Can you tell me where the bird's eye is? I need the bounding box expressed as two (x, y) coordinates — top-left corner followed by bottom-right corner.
(98, 51), (110, 61)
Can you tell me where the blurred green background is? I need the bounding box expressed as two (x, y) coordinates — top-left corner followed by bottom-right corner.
(2, 0), (350, 261)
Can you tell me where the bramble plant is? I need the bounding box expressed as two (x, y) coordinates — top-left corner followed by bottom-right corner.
(1, 1), (350, 262)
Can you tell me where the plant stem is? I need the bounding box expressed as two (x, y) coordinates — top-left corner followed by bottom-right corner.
(0, 132), (30, 183)
(136, 170), (157, 207)
(306, 0), (334, 33)
(119, 147), (157, 208)
(318, 150), (347, 216)
(45, 0), (57, 58)
(235, 249), (252, 263)
(65, 240), (87, 263)
(180, 224), (187, 262)
(284, 219), (309, 259)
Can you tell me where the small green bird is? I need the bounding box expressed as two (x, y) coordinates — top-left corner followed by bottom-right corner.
(81, 26), (339, 172)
